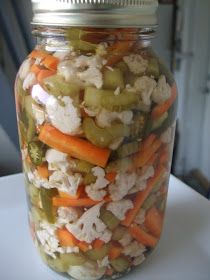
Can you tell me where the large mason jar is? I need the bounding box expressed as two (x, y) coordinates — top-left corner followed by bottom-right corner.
(15, 1), (178, 279)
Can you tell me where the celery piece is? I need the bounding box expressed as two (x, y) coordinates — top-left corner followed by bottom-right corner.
(84, 87), (104, 108)
(105, 157), (133, 173)
(110, 258), (130, 273)
(85, 244), (109, 261)
(112, 226), (127, 241)
(71, 159), (94, 174)
(26, 116), (36, 143)
(70, 40), (97, 52)
(24, 95), (34, 119)
(151, 112), (168, 131)
(116, 61), (129, 74)
(103, 68), (124, 90)
(100, 208), (120, 230)
(124, 72), (138, 86)
(116, 141), (139, 159)
(142, 194), (156, 211)
(146, 58), (160, 79)
(43, 75), (80, 100)
(83, 172), (97, 185)
(60, 253), (86, 267)
(40, 188), (58, 224)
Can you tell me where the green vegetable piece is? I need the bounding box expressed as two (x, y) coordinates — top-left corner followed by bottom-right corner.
(71, 159), (94, 174)
(130, 113), (148, 139)
(83, 118), (130, 148)
(116, 141), (139, 159)
(28, 141), (45, 166)
(83, 172), (97, 185)
(70, 40), (97, 52)
(84, 87), (138, 112)
(31, 206), (46, 225)
(66, 28), (86, 40)
(142, 194), (156, 211)
(112, 226), (127, 241)
(26, 116), (36, 143)
(27, 184), (40, 206)
(100, 208), (120, 230)
(152, 178), (165, 194)
(124, 72), (138, 86)
(110, 258), (130, 273)
(24, 95), (34, 119)
(151, 112), (168, 131)
(40, 188), (58, 224)
(60, 253), (86, 267)
(43, 75), (80, 100)
(85, 244), (109, 261)
(16, 78), (29, 107)
(103, 68), (124, 90)
(146, 58), (160, 79)
(105, 157), (133, 173)
(116, 61), (129, 74)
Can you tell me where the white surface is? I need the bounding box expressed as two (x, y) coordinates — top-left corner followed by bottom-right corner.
(0, 174), (209, 280)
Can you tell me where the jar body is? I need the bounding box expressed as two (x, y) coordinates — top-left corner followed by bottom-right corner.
(15, 28), (177, 280)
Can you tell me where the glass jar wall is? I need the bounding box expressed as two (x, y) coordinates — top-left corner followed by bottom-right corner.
(15, 27), (177, 280)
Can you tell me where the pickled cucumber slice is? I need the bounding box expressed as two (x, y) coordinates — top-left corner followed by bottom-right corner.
(105, 157), (133, 173)
(142, 194), (156, 211)
(110, 258), (130, 272)
(85, 244), (109, 261)
(43, 75), (80, 100)
(84, 87), (138, 112)
(116, 142), (139, 159)
(40, 188), (58, 224)
(146, 58), (160, 79)
(100, 208), (120, 230)
(28, 141), (45, 166)
(83, 118), (130, 148)
(112, 226), (127, 241)
(103, 68), (124, 90)
(83, 172), (97, 185)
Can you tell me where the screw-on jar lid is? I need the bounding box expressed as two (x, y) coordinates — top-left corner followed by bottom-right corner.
(31, 0), (158, 28)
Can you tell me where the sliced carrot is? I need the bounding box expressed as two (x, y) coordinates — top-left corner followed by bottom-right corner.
(146, 152), (159, 166)
(108, 245), (123, 260)
(105, 172), (117, 183)
(145, 207), (163, 238)
(42, 55), (59, 70)
(37, 69), (56, 83)
(78, 241), (90, 252)
(39, 124), (111, 168)
(122, 165), (166, 227)
(58, 185), (84, 200)
(29, 50), (48, 60)
(37, 163), (50, 179)
(30, 64), (42, 75)
(53, 197), (100, 207)
(56, 228), (77, 247)
(141, 134), (157, 151)
(128, 224), (158, 248)
(93, 239), (105, 249)
(151, 83), (178, 120)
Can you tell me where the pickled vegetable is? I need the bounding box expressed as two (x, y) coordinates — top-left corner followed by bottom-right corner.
(146, 58), (160, 79)
(151, 112), (168, 131)
(103, 68), (124, 90)
(40, 188), (58, 223)
(83, 172), (97, 185)
(116, 141), (139, 159)
(110, 258), (130, 272)
(85, 244), (109, 261)
(27, 184), (40, 206)
(28, 141), (45, 166)
(105, 157), (133, 173)
(112, 226), (127, 241)
(71, 159), (94, 174)
(142, 194), (156, 211)
(100, 208), (120, 230)
(130, 113), (148, 139)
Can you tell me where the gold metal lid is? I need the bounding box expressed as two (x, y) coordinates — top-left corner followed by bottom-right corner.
(31, 0), (158, 28)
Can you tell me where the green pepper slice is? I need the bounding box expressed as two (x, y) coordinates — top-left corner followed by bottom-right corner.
(28, 141), (45, 166)
(40, 188), (58, 224)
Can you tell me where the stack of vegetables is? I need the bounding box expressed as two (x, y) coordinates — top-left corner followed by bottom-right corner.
(15, 28), (177, 280)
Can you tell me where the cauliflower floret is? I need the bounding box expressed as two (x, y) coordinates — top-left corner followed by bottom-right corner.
(97, 256), (109, 268)
(133, 255), (146, 266)
(58, 60), (82, 85)
(129, 166), (155, 194)
(49, 171), (82, 196)
(66, 202), (111, 243)
(32, 103), (45, 125)
(19, 58), (33, 80)
(152, 75), (171, 104)
(53, 49), (72, 60)
(46, 96), (81, 135)
(85, 167), (109, 201)
(161, 127), (173, 144)
(23, 72), (36, 90)
(27, 170), (51, 189)
(45, 149), (69, 172)
(119, 232), (133, 247)
(57, 207), (79, 225)
(68, 262), (106, 280)
(96, 109), (133, 128)
(123, 241), (146, 258)
(123, 54), (148, 75)
(78, 67), (103, 89)
(106, 200), (133, 221)
(134, 209), (146, 225)
(134, 76), (157, 106)
(109, 172), (137, 201)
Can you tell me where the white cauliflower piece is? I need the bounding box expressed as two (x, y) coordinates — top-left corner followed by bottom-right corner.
(106, 200), (133, 221)
(57, 207), (79, 225)
(152, 75), (171, 104)
(32, 103), (45, 125)
(133, 255), (146, 266)
(134, 209), (146, 225)
(58, 60), (82, 85)
(85, 167), (109, 201)
(134, 76), (157, 106)
(161, 127), (173, 144)
(123, 241), (146, 258)
(27, 170), (51, 189)
(96, 43), (108, 56)
(68, 262), (105, 280)
(109, 172), (137, 201)
(97, 256), (109, 268)
(23, 72), (36, 90)
(49, 171), (82, 196)
(19, 58), (32, 80)
(78, 67), (103, 89)
(123, 54), (148, 75)
(45, 149), (69, 172)
(46, 96), (81, 135)
(66, 202), (111, 243)
(119, 232), (133, 247)
(53, 49), (72, 60)
(96, 109), (133, 128)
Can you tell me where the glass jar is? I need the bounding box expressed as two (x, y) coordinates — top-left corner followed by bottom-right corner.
(15, 1), (178, 279)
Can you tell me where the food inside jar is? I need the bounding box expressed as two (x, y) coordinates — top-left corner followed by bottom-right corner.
(15, 27), (177, 280)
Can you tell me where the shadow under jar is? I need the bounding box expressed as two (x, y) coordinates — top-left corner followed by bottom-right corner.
(14, 1), (178, 279)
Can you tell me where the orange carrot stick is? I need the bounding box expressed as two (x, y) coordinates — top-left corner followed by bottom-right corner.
(42, 55), (59, 70)
(37, 163), (50, 179)
(30, 64), (42, 75)
(108, 245), (123, 260)
(151, 84), (178, 120)
(52, 197), (100, 207)
(29, 50), (48, 60)
(105, 172), (117, 183)
(146, 152), (159, 166)
(128, 224), (158, 248)
(78, 241), (90, 252)
(37, 69), (56, 83)
(145, 207), (163, 238)
(56, 228), (77, 247)
(93, 239), (105, 249)
(39, 124), (111, 167)
(58, 185), (84, 200)
(141, 134), (157, 151)
(122, 165), (166, 227)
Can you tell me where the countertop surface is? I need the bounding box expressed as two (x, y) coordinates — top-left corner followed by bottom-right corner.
(0, 173), (210, 280)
